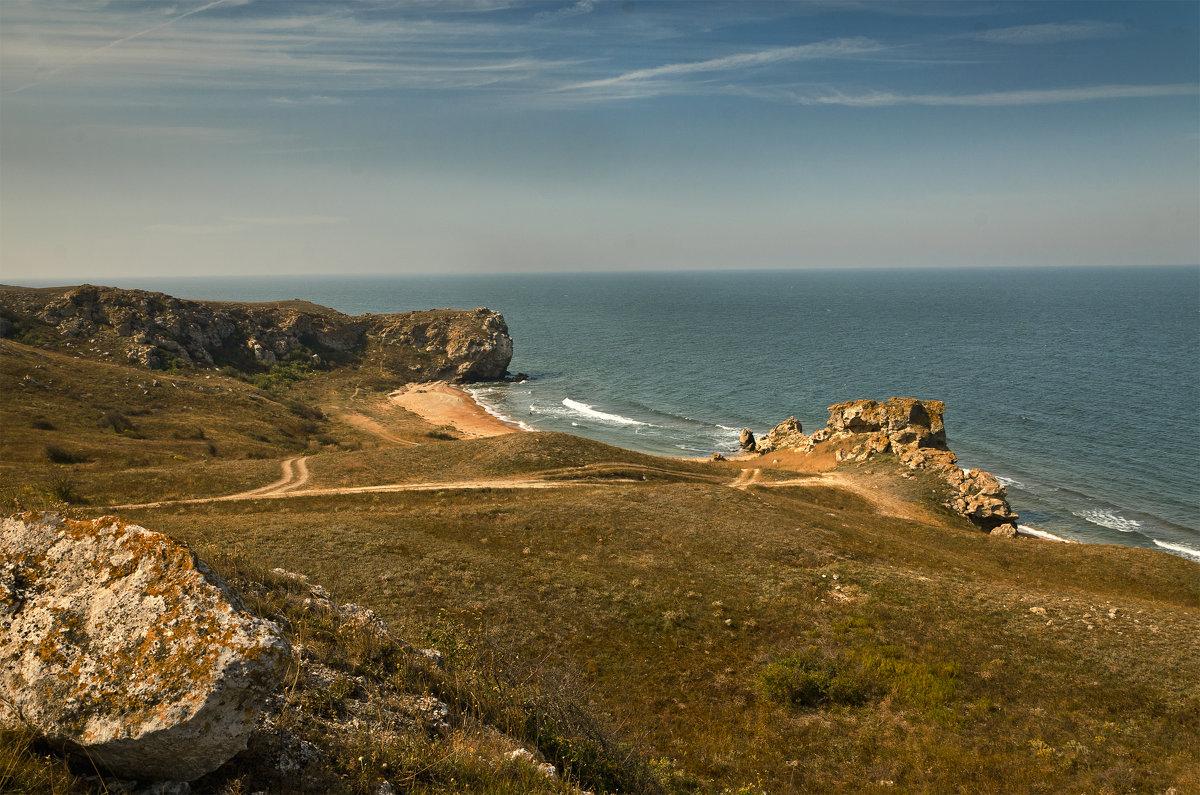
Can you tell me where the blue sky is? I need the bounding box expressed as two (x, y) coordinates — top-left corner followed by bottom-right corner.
(1, 0), (1197, 279)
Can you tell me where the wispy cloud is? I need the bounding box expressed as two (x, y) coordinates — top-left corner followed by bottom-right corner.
(970, 21), (1126, 46)
(225, 215), (345, 226)
(147, 215), (344, 234)
(146, 222), (241, 235)
(533, 1), (596, 24)
(81, 123), (255, 142)
(765, 83), (1199, 107)
(269, 95), (346, 106)
(7, 0), (251, 93)
(559, 37), (882, 97)
(0, 5), (587, 97)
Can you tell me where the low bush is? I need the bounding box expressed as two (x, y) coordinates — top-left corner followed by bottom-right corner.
(760, 641), (957, 712)
(100, 410), (134, 434)
(44, 445), (87, 464)
(44, 473), (82, 505)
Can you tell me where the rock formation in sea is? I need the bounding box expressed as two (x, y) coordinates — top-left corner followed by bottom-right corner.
(0, 512), (290, 782)
(755, 398), (1018, 535)
(0, 284), (513, 382)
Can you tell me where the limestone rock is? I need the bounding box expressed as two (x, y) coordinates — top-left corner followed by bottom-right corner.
(755, 417), (805, 454)
(758, 398), (1018, 535)
(949, 469), (1019, 533)
(826, 397), (946, 449)
(0, 285), (513, 383)
(0, 513), (290, 782)
(739, 428), (756, 451)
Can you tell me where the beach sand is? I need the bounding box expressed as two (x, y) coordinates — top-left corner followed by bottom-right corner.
(389, 382), (521, 438)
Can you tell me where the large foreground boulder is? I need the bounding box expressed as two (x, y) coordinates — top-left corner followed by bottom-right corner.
(0, 513), (290, 782)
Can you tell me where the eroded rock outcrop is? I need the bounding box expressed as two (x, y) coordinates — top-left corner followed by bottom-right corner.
(0, 513), (290, 782)
(0, 285), (513, 382)
(755, 398), (1018, 535)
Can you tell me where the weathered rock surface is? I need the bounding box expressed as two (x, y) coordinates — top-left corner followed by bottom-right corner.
(0, 285), (513, 382)
(0, 513), (290, 782)
(738, 428), (756, 451)
(755, 398), (1018, 534)
(755, 417), (803, 452)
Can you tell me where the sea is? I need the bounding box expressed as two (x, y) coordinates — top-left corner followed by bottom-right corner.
(46, 266), (1200, 562)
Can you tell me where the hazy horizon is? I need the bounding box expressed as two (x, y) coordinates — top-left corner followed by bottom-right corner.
(2, 0), (1197, 281)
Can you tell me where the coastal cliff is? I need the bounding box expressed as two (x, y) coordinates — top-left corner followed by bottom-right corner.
(0, 284), (512, 383)
(755, 397), (1019, 535)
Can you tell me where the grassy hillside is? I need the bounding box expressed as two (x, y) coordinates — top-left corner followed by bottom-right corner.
(2, 333), (1197, 794)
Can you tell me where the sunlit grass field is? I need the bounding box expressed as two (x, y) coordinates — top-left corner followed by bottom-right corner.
(2, 336), (1198, 793)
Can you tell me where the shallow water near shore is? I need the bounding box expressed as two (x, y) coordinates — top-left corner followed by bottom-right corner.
(75, 266), (1199, 561)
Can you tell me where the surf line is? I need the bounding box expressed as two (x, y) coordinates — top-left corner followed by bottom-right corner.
(463, 386), (537, 432)
(562, 398), (650, 426)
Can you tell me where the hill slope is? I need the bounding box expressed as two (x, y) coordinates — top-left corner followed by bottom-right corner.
(1, 288), (1197, 794)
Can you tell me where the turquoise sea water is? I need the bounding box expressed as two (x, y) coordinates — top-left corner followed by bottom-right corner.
(58, 267), (1199, 561)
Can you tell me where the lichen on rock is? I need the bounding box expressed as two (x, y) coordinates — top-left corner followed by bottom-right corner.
(0, 512), (290, 782)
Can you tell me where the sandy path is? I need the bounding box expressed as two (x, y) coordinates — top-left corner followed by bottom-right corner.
(388, 382), (520, 438)
(338, 411), (417, 445)
(750, 470), (932, 522)
(105, 475), (638, 510)
(229, 457), (307, 498)
(103, 446), (922, 522)
(278, 457), (311, 493)
(729, 468), (762, 489)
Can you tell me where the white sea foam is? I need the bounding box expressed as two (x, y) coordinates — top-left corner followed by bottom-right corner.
(562, 398), (648, 426)
(1073, 509), (1143, 533)
(1017, 525), (1073, 543)
(1152, 539), (1200, 561)
(995, 475), (1025, 489)
(463, 387), (536, 432)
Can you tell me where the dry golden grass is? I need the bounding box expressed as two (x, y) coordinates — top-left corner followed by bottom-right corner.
(2, 334), (1198, 794)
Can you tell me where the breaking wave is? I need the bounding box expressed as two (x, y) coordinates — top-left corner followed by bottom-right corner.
(561, 398), (649, 426)
(1016, 525), (1073, 543)
(1152, 539), (1200, 561)
(1073, 509), (1143, 533)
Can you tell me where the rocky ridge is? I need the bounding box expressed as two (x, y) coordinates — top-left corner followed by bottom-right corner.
(754, 398), (1018, 535)
(0, 284), (513, 382)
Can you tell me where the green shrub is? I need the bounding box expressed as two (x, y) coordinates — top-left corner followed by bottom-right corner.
(44, 445), (87, 464)
(100, 410), (134, 433)
(759, 646), (877, 707)
(760, 643), (957, 712)
(44, 473), (82, 504)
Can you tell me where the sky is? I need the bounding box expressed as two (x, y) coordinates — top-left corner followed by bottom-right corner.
(0, 0), (1197, 280)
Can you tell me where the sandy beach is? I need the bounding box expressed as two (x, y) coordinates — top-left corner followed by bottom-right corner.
(388, 382), (523, 438)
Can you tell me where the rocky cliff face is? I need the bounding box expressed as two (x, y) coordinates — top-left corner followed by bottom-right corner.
(0, 284), (513, 382)
(756, 398), (1018, 535)
(1, 512), (290, 781)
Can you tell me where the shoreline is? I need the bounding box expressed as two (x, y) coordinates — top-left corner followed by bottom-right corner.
(389, 381), (1200, 564)
(388, 382), (530, 438)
